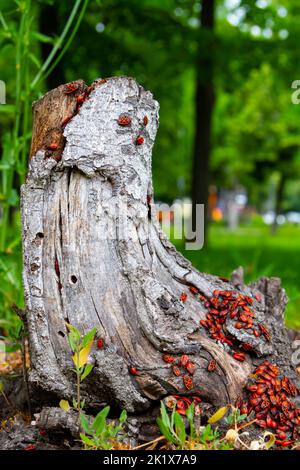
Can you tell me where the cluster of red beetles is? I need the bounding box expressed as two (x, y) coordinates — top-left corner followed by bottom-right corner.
(181, 287), (270, 363)
(62, 80), (108, 127)
(174, 288), (300, 447)
(62, 81), (94, 127)
(45, 81), (95, 161)
(162, 353), (195, 391)
(117, 112), (148, 146)
(165, 395), (202, 416)
(62, 81), (148, 147)
(237, 360), (300, 447)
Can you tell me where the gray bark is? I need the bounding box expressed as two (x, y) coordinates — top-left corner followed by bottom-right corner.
(21, 77), (297, 415)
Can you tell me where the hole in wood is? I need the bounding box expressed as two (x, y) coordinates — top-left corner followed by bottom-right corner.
(71, 275), (78, 284)
(58, 331), (65, 338)
(30, 263), (39, 272)
(36, 232), (44, 239)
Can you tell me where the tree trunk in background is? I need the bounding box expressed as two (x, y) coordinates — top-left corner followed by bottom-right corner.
(39, 3), (66, 90)
(21, 78), (299, 439)
(191, 0), (215, 246)
(271, 172), (286, 235)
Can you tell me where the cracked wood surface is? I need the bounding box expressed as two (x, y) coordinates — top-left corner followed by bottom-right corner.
(21, 77), (296, 413)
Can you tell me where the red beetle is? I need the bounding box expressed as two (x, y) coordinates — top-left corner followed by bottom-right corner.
(256, 420), (267, 428)
(186, 361), (196, 375)
(162, 354), (175, 364)
(118, 115), (131, 126)
(180, 354), (189, 367)
(232, 352), (246, 362)
(183, 375), (193, 391)
(24, 444), (36, 451)
(172, 365), (181, 377)
(207, 359), (217, 372)
(180, 292), (187, 303)
(189, 286), (199, 295)
(258, 323), (271, 341)
(129, 367), (138, 376)
(61, 115), (73, 127)
(76, 94), (86, 105)
(47, 143), (58, 151)
(136, 136), (144, 145)
(64, 82), (79, 94)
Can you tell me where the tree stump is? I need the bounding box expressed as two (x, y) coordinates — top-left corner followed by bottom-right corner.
(21, 77), (298, 420)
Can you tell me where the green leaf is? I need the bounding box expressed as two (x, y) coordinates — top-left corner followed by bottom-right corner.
(92, 406), (110, 436)
(169, 405), (176, 431)
(80, 328), (97, 349)
(0, 380), (4, 393)
(119, 409), (127, 424)
(66, 323), (81, 351)
(186, 403), (196, 439)
(185, 402), (194, 423)
(156, 417), (177, 445)
(28, 52), (41, 69)
(67, 334), (76, 352)
(31, 31), (56, 44)
(160, 401), (171, 428)
(3, 343), (21, 353)
(80, 433), (96, 448)
(59, 399), (70, 412)
(201, 424), (214, 442)
(80, 363), (93, 382)
(0, 105), (15, 114)
(238, 413), (247, 422)
(7, 189), (19, 206)
(66, 323), (81, 337)
(174, 412), (186, 446)
(80, 413), (91, 434)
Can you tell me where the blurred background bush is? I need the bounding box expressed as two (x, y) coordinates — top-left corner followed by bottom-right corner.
(0, 0), (299, 338)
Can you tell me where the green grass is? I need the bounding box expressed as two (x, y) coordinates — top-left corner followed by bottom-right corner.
(175, 224), (300, 330)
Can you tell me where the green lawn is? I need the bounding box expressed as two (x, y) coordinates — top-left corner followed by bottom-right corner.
(175, 224), (300, 330)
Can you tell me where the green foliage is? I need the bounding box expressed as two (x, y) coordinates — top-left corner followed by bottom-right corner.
(0, 319), (23, 353)
(157, 401), (233, 450)
(65, 324), (97, 413)
(157, 401), (186, 448)
(0, 0), (90, 329)
(225, 408), (248, 426)
(214, 62), (300, 191)
(0, 246), (23, 331)
(62, 326), (127, 450)
(80, 406), (127, 450)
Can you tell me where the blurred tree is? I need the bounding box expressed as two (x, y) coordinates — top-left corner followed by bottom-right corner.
(191, 0), (215, 245)
(213, 63), (300, 231)
(2, 0), (300, 230)
(39, 2), (66, 89)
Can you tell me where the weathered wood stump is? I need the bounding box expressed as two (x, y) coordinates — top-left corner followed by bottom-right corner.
(21, 77), (298, 420)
